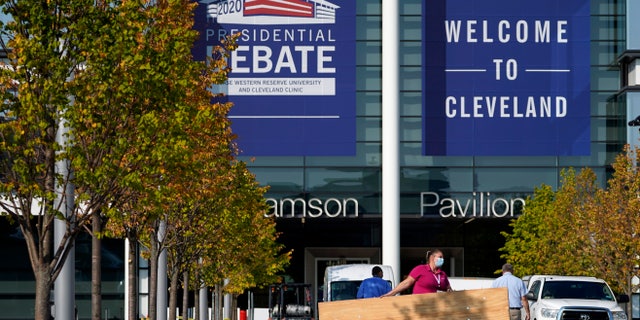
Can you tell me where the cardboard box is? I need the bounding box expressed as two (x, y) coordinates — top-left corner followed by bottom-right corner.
(318, 287), (510, 320)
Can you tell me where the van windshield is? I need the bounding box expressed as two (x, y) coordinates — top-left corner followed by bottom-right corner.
(330, 279), (393, 301)
(330, 281), (362, 301)
(541, 281), (615, 301)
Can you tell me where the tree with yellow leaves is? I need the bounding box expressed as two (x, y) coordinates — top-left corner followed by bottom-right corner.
(0, 1), (289, 319)
(501, 145), (640, 294)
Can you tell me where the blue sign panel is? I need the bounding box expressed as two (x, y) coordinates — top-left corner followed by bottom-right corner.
(422, 0), (590, 156)
(193, 0), (356, 156)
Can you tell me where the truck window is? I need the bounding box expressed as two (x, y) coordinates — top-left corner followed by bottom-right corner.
(529, 280), (541, 298)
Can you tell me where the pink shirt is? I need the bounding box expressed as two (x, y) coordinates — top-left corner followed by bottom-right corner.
(409, 264), (450, 294)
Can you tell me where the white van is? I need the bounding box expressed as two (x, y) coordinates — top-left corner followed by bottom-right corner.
(323, 264), (395, 302)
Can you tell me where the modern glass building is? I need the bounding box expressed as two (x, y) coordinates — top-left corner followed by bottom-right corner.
(233, 0), (630, 306)
(0, 0), (636, 319)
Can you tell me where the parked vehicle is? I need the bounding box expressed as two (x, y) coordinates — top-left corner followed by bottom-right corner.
(525, 275), (629, 320)
(268, 283), (314, 320)
(323, 264), (395, 302)
(449, 277), (495, 291)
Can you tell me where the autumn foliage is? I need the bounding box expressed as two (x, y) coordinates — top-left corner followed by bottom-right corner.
(0, 0), (289, 319)
(501, 145), (640, 294)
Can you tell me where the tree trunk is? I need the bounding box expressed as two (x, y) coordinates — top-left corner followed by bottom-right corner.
(149, 231), (159, 320)
(128, 237), (139, 320)
(168, 265), (180, 320)
(182, 271), (189, 320)
(213, 283), (223, 320)
(27, 208), (55, 320)
(92, 211), (102, 320)
(194, 286), (200, 320)
(230, 294), (237, 320)
(34, 264), (53, 320)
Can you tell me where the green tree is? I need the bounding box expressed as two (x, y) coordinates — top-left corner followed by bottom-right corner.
(68, 0), (221, 317)
(162, 159), (290, 320)
(501, 146), (640, 293)
(0, 2), (288, 319)
(208, 161), (290, 294)
(155, 37), (240, 319)
(93, 2), (238, 318)
(501, 168), (600, 277)
(200, 161), (290, 320)
(0, 1), (244, 319)
(0, 2), (116, 319)
(66, 3), (150, 318)
(500, 184), (557, 277)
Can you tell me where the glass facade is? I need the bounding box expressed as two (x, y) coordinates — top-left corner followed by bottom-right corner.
(245, 0), (626, 215)
(0, 221), (125, 320)
(239, 0), (628, 294)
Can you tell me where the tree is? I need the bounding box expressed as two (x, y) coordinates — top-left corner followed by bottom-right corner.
(94, 2), (239, 318)
(66, 0), (220, 318)
(499, 184), (557, 277)
(581, 146), (640, 293)
(65, 3), (146, 318)
(0, 2), (288, 319)
(501, 168), (603, 277)
(163, 160), (291, 320)
(0, 2), (114, 319)
(161, 100), (238, 320)
(199, 161), (290, 320)
(0, 1), (242, 319)
(500, 145), (640, 293)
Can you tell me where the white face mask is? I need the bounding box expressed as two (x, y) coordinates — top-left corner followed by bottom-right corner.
(435, 257), (444, 268)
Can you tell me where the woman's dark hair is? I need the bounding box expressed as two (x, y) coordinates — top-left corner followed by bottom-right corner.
(426, 249), (442, 262)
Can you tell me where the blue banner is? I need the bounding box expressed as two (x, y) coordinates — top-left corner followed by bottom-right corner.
(422, 0), (590, 156)
(193, 0), (356, 156)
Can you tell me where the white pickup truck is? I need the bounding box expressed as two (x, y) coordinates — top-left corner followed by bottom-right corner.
(525, 275), (629, 320)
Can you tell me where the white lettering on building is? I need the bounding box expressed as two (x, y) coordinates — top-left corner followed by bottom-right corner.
(445, 96), (567, 118)
(232, 45), (335, 74)
(420, 192), (526, 218)
(265, 197), (359, 218)
(444, 19), (568, 44)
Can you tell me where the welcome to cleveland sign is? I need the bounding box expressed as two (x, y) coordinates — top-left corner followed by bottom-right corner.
(423, 0), (590, 156)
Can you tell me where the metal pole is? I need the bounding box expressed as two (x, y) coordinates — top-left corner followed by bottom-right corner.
(248, 291), (253, 320)
(223, 279), (232, 320)
(382, 0), (401, 285)
(54, 119), (75, 320)
(200, 284), (208, 320)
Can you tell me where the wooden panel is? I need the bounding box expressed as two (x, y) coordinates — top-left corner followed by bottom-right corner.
(318, 287), (510, 320)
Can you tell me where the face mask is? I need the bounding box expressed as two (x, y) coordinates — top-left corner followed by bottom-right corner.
(435, 257), (444, 268)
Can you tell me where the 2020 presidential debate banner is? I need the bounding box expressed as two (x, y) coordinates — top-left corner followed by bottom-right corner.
(422, 0), (590, 156)
(194, 0), (356, 156)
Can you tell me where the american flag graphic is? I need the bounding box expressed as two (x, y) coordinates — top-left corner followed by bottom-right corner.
(244, 0), (314, 18)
